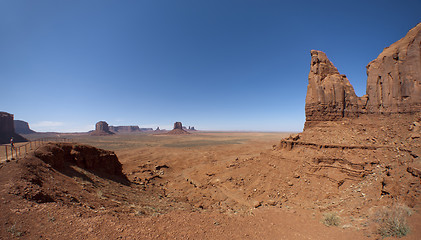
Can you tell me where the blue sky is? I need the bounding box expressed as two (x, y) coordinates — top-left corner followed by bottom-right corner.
(1, 1), (420, 132)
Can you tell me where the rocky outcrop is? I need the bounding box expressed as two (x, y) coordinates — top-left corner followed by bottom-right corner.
(365, 23), (421, 114)
(109, 125), (141, 133)
(90, 121), (114, 136)
(34, 142), (127, 180)
(305, 23), (421, 127)
(305, 51), (360, 122)
(0, 112), (27, 144)
(167, 122), (190, 135)
(14, 120), (36, 134)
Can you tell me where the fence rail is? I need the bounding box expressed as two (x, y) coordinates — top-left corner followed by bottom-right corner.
(1, 138), (73, 162)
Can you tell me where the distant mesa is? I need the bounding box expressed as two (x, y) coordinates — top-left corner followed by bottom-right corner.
(90, 121), (115, 136)
(14, 120), (36, 134)
(305, 23), (421, 128)
(166, 122), (190, 135)
(188, 126), (196, 131)
(109, 125), (141, 133)
(140, 128), (154, 132)
(0, 111), (28, 144)
(155, 127), (160, 131)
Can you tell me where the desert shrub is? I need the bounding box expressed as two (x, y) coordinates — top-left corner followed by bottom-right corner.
(373, 204), (411, 238)
(322, 212), (340, 227)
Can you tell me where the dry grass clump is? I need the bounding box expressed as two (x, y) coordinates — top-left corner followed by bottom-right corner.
(372, 204), (412, 238)
(322, 212), (340, 227)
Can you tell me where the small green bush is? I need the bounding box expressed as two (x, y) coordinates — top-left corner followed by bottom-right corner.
(373, 204), (411, 238)
(323, 212), (340, 227)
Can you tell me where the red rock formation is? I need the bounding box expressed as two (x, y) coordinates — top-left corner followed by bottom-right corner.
(0, 111), (27, 144)
(365, 23), (421, 114)
(166, 122), (190, 135)
(174, 122), (183, 130)
(34, 142), (126, 179)
(305, 50), (360, 122)
(305, 23), (421, 127)
(90, 121), (114, 136)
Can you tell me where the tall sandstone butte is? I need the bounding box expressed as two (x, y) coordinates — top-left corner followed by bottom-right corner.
(90, 121), (114, 136)
(305, 23), (421, 127)
(0, 112), (27, 144)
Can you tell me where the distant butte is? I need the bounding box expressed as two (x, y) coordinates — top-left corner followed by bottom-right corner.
(14, 120), (36, 134)
(166, 122), (191, 135)
(90, 121), (115, 136)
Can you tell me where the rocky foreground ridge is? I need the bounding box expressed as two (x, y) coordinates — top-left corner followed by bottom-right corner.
(305, 23), (421, 126)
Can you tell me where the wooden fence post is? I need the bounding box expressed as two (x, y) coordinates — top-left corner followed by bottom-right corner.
(5, 146), (8, 161)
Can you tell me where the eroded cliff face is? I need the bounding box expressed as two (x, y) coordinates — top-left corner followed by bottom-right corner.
(365, 23), (421, 114)
(14, 120), (36, 134)
(305, 23), (421, 127)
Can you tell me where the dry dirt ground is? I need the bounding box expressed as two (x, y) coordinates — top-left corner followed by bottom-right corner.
(1, 131), (420, 239)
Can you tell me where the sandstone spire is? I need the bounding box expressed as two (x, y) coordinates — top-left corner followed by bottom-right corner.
(305, 50), (359, 122)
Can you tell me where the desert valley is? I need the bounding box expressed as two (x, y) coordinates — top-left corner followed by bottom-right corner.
(0, 23), (420, 240)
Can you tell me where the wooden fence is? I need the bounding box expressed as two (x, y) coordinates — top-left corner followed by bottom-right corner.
(1, 138), (72, 162)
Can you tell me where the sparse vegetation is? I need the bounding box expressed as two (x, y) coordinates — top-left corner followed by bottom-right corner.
(322, 212), (340, 227)
(7, 223), (24, 237)
(372, 204), (411, 238)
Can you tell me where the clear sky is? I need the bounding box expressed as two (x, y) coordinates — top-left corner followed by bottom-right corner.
(1, 0), (420, 132)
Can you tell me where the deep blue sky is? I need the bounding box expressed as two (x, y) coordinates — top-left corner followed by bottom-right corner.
(1, 1), (420, 132)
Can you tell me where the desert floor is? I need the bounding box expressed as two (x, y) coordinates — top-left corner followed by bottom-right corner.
(1, 132), (420, 239)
